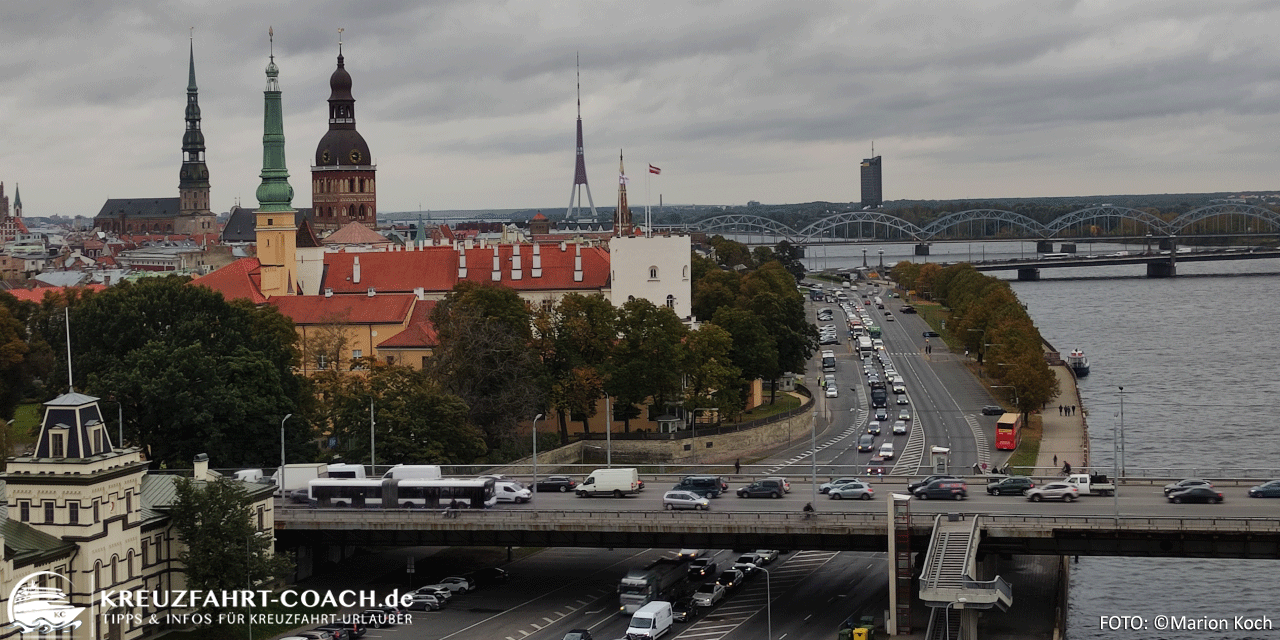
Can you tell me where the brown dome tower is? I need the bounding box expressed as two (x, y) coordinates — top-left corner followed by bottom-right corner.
(312, 32), (376, 232)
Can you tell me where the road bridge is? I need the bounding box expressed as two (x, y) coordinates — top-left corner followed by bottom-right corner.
(965, 247), (1280, 279)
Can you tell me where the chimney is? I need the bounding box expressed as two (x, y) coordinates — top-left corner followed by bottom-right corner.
(193, 453), (209, 481)
(511, 244), (523, 280)
(560, 241), (567, 252)
(491, 245), (502, 281)
(324, 288), (333, 297)
(353, 255), (362, 284)
(573, 244), (584, 282)
(367, 287), (376, 297)
(458, 247), (468, 278)
(414, 286), (425, 300)
(532, 242), (542, 278)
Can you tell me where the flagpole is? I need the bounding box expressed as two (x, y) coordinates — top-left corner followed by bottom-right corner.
(646, 166), (652, 237)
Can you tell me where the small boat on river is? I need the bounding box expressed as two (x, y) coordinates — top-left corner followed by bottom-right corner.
(1067, 348), (1090, 377)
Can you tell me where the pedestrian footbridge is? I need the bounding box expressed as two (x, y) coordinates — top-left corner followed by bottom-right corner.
(920, 514), (1012, 639)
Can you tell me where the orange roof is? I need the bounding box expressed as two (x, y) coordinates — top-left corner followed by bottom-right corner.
(270, 294), (416, 325)
(5, 284), (106, 303)
(460, 243), (610, 291)
(323, 248), (458, 294)
(322, 222), (390, 246)
(378, 300), (438, 348)
(191, 258), (266, 304)
(532, 212), (548, 221)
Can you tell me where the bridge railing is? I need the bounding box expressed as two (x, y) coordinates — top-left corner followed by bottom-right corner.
(962, 575), (1013, 604)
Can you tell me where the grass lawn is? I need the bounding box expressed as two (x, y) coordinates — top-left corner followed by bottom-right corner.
(735, 393), (801, 422)
(1006, 413), (1043, 474)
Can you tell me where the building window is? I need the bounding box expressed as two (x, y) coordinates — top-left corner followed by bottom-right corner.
(666, 295), (675, 309)
(51, 432), (64, 457)
(142, 539), (150, 566)
(649, 266), (659, 279)
(422, 356), (430, 369)
(94, 500), (100, 522)
(93, 428), (102, 454)
(257, 506), (265, 530)
(19, 501), (29, 522)
(69, 502), (79, 525)
(386, 356), (396, 365)
(352, 349), (363, 359)
(683, 265), (689, 278)
(126, 492), (132, 515)
(44, 501), (54, 523)
(317, 355), (327, 370)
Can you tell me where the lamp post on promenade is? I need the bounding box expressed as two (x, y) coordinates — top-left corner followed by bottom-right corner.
(531, 414), (544, 494)
(748, 564), (771, 639)
(279, 413), (292, 478)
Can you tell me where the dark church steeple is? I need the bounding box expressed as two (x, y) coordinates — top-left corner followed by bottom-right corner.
(312, 28), (377, 231)
(179, 34), (211, 220)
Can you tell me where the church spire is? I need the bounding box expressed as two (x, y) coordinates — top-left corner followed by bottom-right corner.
(179, 31), (210, 217)
(256, 26), (294, 213)
(614, 150), (632, 236)
(12, 184), (20, 217)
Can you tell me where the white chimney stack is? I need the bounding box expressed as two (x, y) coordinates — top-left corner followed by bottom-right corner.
(491, 245), (502, 281)
(573, 243), (584, 282)
(193, 453), (209, 481)
(458, 247), (468, 278)
(532, 242), (542, 278)
(353, 255), (361, 284)
(511, 244), (523, 280)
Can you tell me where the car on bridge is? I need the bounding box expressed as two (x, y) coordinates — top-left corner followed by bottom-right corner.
(1248, 480), (1280, 498)
(987, 476), (1035, 496)
(737, 479), (786, 498)
(923, 330), (940, 337)
(534, 476), (578, 493)
(820, 477), (862, 494)
(562, 630), (594, 640)
(913, 479), (967, 500)
(829, 481), (874, 500)
(663, 490), (710, 511)
(1167, 486), (1224, 504)
(900, 305), (916, 313)
(1025, 482), (1079, 502)
(1163, 478), (1213, 496)
(908, 475), (958, 493)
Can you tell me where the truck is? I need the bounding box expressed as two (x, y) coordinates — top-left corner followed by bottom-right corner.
(273, 463), (328, 497)
(1064, 472), (1116, 496)
(619, 558), (687, 613)
(577, 468), (641, 498)
(870, 381), (888, 408)
(381, 464), (442, 480)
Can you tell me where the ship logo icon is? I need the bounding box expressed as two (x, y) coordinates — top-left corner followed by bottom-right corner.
(7, 571), (85, 633)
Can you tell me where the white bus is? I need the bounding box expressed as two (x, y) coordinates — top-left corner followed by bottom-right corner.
(308, 478), (497, 509)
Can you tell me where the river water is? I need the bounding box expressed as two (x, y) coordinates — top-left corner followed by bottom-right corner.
(802, 240), (1280, 639)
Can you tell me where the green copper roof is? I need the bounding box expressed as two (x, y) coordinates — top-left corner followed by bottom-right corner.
(256, 40), (294, 213)
(12, 184), (19, 209)
(187, 39), (197, 92)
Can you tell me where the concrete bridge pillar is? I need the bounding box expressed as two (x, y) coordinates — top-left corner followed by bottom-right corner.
(915, 243), (930, 256)
(1017, 268), (1041, 281)
(1147, 261), (1176, 277)
(1036, 240), (1054, 253)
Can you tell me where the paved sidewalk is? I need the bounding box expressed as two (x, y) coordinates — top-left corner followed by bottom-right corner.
(1034, 364), (1089, 475)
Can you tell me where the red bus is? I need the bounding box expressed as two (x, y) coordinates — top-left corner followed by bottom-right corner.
(995, 412), (1022, 450)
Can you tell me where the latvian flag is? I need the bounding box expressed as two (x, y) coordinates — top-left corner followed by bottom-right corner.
(649, 165), (661, 175)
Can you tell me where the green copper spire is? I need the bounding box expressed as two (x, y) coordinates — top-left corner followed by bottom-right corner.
(256, 27), (295, 213)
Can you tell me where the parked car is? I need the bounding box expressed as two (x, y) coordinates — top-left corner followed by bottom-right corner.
(908, 475), (959, 493)
(981, 405), (1004, 415)
(987, 476), (1035, 496)
(692, 582), (726, 607)
(414, 585), (452, 602)
(1025, 482), (1079, 502)
(716, 568), (745, 590)
(737, 479), (786, 498)
(311, 627), (349, 640)
(406, 594), (441, 611)
(1249, 480), (1280, 498)
(1163, 479), (1213, 496)
(1168, 487), (1224, 504)
(663, 490), (710, 511)
(534, 476), (578, 493)
(688, 558), (717, 579)
(431, 577), (472, 593)
(829, 481), (874, 500)
(358, 608), (401, 629)
(316, 623), (365, 639)
(914, 479), (967, 500)
(465, 567), (509, 586)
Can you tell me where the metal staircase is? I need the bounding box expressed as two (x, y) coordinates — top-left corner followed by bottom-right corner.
(919, 514), (1013, 613)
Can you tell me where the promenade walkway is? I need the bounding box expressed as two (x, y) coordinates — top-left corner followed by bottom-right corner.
(1034, 364), (1089, 473)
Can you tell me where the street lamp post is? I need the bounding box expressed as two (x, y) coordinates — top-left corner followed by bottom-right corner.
(1118, 386), (1126, 477)
(749, 564), (771, 639)
(605, 394), (612, 468)
(279, 414), (292, 477)
(531, 413), (544, 494)
(369, 400), (377, 474)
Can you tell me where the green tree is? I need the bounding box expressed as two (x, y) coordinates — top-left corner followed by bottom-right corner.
(169, 477), (293, 613)
(43, 277), (305, 468)
(609, 299), (688, 421)
(707, 235), (753, 269)
(428, 282), (542, 450)
(681, 323), (743, 417)
(691, 268), (742, 322)
(533, 293), (617, 442)
(710, 306), (778, 398)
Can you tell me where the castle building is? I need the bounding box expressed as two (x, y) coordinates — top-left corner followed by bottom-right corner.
(310, 40), (376, 232)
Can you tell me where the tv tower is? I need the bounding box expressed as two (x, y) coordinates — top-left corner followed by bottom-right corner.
(566, 54), (598, 221)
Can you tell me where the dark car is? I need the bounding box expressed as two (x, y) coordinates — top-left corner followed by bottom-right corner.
(900, 305), (916, 314)
(312, 627), (350, 640)
(923, 330), (940, 337)
(688, 559), (717, 579)
(908, 475), (959, 493)
(318, 622), (366, 639)
(534, 476), (578, 493)
(359, 608), (400, 629)
(464, 566), (509, 587)
(287, 487), (310, 503)
(563, 630), (593, 640)
(1163, 478), (1213, 496)
(857, 434), (876, 452)
(673, 475), (724, 498)
(1249, 479), (1280, 498)
(1168, 487), (1224, 504)
(673, 598), (698, 622)
(980, 405), (1004, 415)
(737, 479), (786, 498)
(716, 568), (745, 590)
(986, 476), (1035, 496)
(914, 479), (967, 500)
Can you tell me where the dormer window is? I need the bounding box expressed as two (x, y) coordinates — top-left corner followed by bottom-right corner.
(51, 432), (64, 458)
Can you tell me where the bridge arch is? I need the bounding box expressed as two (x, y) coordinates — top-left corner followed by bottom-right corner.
(796, 210), (926, 243)
(1168, 203), (1280, 236)
(921, 209), (1048, 240)
(693, 214), (802, 244)
(1044, 206), (1171, 238)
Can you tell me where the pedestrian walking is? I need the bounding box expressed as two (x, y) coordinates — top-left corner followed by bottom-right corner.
(734, 459), (741, 475)
(1058, 405), (1063, 416)
(1053, 454), (1058, 467)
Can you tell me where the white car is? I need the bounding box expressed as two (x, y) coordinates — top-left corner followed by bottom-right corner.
(825, 386), (838, 398)
(878, 442), (895, 460)
(892, 383), (906, 394)
(753, 549), (780, 564)
(692, 581), (726, 607)
(431, 577), (472, 593)
(892, 420), (908, 435)
(495, 481), (532, 503)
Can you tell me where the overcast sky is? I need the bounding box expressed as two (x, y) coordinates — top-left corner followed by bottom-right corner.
(4, 0), (1280, 218)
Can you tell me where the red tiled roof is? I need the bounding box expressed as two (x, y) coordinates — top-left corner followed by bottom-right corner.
(322, 222), (390, 246)
(191, 258), (267, 304)
(322, 248), (458, 294)
(532, 212), (548, 221)
(5, 284), (106, 303)
(96, 256), (119, 266)
(378, 300), (438, 348)
(459, 243), (609, 291)
(270, 294), (416, 325)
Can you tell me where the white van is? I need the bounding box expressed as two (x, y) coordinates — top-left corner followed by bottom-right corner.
(327, 463), (367, 479)
(495, 481), (532, 504)
(626, 601), (673, 638)
(878, 442), (895, 460)
(576, 468), (640, 498)
(381, 464), (443, 480)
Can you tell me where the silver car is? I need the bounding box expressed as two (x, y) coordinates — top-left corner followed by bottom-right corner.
(820, 477), (862, 493)
(663, 490), (710, 511)
(829, 481), (874, 500)
(1025, 482), (1080, 502)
